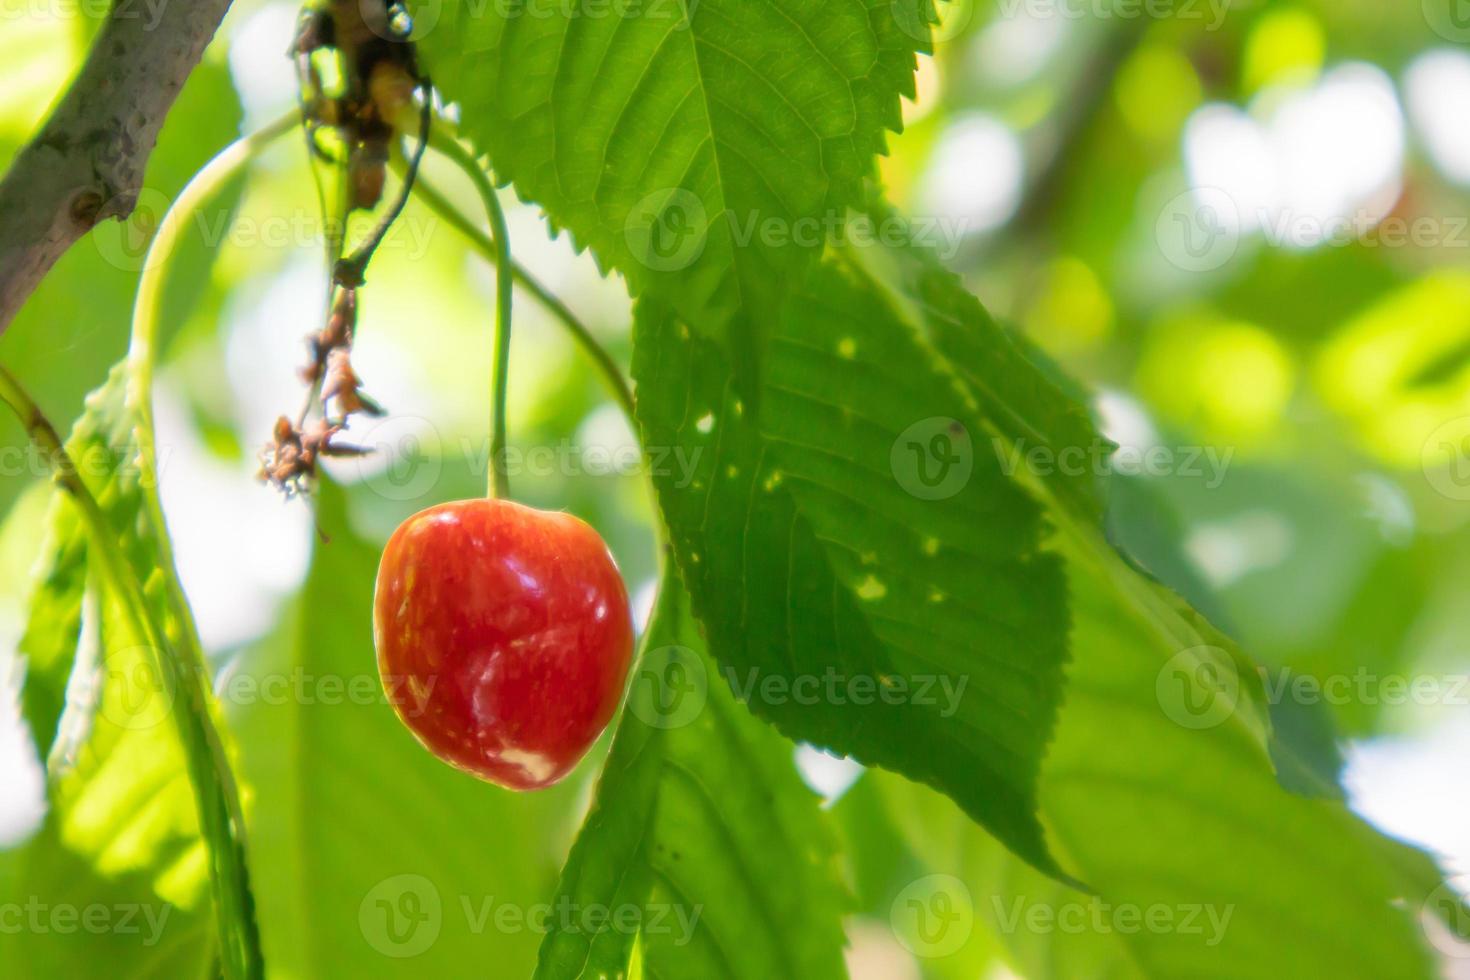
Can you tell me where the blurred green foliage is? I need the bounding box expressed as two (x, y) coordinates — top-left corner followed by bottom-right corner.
(1, 0), (1467, 976)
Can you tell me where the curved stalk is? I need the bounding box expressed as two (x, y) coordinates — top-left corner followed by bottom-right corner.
(402, 166), (638, 425)
(0, 364), (263, 980)
(406, 127), (669, 559)
(122, 109), (300, 980)
(481, 159), (515, 500)
(414, 130), (517, 498)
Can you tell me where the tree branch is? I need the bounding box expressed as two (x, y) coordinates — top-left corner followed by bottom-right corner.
(0, 0), (234, 336)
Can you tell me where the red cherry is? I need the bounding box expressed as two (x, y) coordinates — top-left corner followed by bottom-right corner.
(373, 498), (634, 790)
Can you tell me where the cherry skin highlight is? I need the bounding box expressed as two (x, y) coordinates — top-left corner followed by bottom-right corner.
(373, 498), (634, 790)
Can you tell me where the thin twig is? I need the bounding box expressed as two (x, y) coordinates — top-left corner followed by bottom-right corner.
(333, 85), (434, 288)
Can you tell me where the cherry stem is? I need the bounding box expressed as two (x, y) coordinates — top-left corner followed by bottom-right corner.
(485, 173), (514, 501)
(399, 157), (637, 425)
(413, 126), (516, 499)
(401, 114), (670, 559)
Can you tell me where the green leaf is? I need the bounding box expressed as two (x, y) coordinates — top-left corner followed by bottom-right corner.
(228, 480), (583, 977)
(849, 220), (1110, 522)
(865, 524), (1453, 977)
(0, 476), (208, 980)
(1049, 532), (1449, 976)
(420, 0), (928, 374)
(2, 367), (223, 975)
(1107, 475), (1346, 800)
(848, 229), (1280, 760)
(0, 823), (212, 980)
(5, 486), (85, 759)
(534, 567), (848, 980)
(632, 250), (1072, 880)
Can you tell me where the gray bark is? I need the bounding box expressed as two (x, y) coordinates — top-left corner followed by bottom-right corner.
(0, 0), (234, 335)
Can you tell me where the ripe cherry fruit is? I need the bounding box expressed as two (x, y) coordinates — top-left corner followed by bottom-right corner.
(374, 498), (634, 790)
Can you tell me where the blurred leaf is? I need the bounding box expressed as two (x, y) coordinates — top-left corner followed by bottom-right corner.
(861, 524), (1452, 977)
(633, 249), (1072, 880)
(1314, 269), (1470, 466)
(1104, 475), (1345, 799)
(868, 773), (1124, 979)
(229, 480), (581, 978)
(535, 569), (848, 979)
(0, 821), (212, 980)
(1284, 542), (1440, 736)
(1103, 474), (1232, 629)
(13, 494), (85, 758)
(2, 357), (258, 975)
(1149, 464), (1381, 655)
(1264, 695), (1345, 800)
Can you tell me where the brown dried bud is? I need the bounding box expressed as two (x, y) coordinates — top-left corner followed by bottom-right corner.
(259, 416), (315, 495)
(322, 348), (385, 418)
(348, 142), (390, 211)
